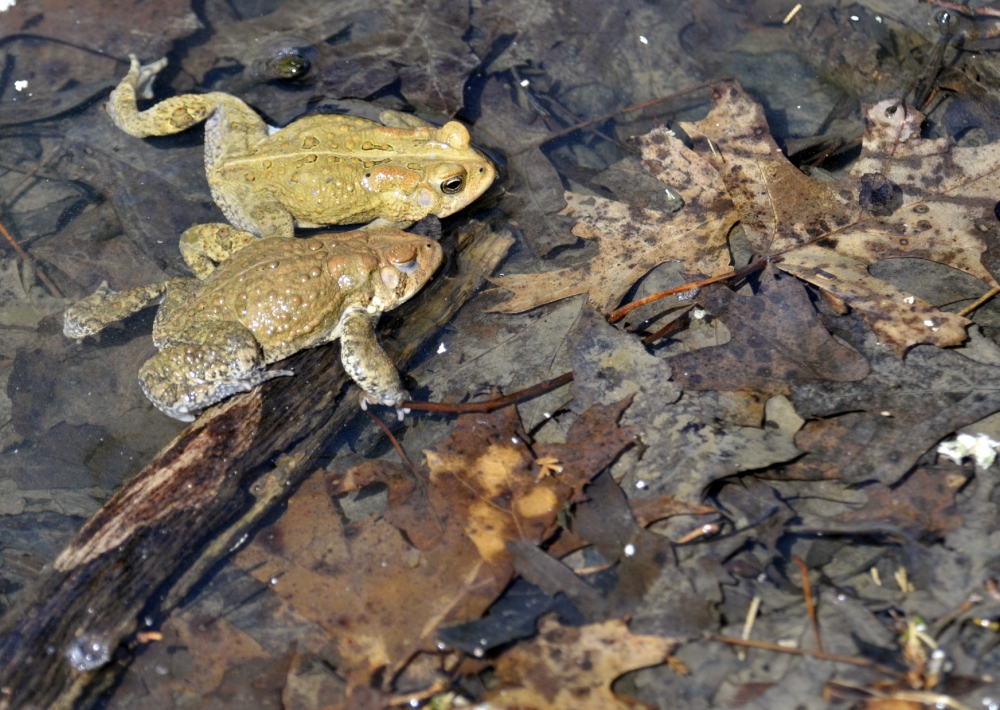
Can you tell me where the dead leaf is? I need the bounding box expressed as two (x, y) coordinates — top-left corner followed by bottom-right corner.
(834, 466), (967, 537)
(791, 314), (1000, 485)
(489, 129), (736, 313)
(190, 0), (478, 115)
(570, 310), (802, 503)
(684, 81), (996, 353)
(493, 80), (1000, 354)
(0, 39), (121, 126)
(0, 0), (200, 58)
(470, 0), (703, 118)
(668, 265), (870, 395)
(233, 400), (634, 694)
(424, 399), (635, 569)
(412, 293), (585, 431)
(475, 77), (577, 256)
(233, 466), (481, 691)
(482, 616), (675, 710)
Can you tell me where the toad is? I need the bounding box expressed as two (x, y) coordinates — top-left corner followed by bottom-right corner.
(107, 56), (494, 275)
(63, 228), (443, 422)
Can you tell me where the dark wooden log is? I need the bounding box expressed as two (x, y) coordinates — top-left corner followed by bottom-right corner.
(0, 227), (513, 710)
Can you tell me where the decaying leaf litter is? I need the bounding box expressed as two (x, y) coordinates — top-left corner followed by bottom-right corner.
(8, 0), (1000, 708)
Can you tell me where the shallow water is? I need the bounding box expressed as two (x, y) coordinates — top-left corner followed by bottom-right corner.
(3, 0), (1000, 707)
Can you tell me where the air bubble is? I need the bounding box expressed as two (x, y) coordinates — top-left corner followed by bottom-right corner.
(66, 634), (111, 671)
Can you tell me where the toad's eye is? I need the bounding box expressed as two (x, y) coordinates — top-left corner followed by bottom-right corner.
(441, 175), (464, 194)
(394, 259), (419, 273)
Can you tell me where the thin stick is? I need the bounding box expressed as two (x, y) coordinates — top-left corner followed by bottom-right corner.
(510, 80), (718, 156)
(0, 219), (63, 299)
(706, 633), (899, 675)
(365, 409), (419, 477)
(35, 266), (63, 299)
(957, 286), (1000, 317)
(609, 260), (767, 323)
(0, 217), (32, 261)
(739, 595), (761, 661)
(642, 314), (689, 344)
(401, 372), (574, 413)
(793, 555), (823, 653)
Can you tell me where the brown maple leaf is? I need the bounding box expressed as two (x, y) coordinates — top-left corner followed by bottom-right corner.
(491, 80), (1000, 353)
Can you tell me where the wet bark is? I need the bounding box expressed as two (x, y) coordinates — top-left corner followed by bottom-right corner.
(0, 226), (513, 710)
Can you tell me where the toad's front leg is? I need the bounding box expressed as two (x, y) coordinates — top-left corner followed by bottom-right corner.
(338, 310), (409, 418)
(63, 280), (183, 339)
(179, 223), (262, 279)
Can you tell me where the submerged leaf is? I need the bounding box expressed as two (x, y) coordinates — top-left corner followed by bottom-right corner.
(483, 616), (676, 710)
(493, 80), (1000, 353)
(669, 266), (870, 395)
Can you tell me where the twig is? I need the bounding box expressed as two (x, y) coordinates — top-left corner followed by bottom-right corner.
(35, 266), (63, 299)
(401, 372), (574, 413)
(0, 218), (31, 261)
(957, 286), (1000, 317)
(365, 409), (419, 478)
(642, 313), (689, 344)
(793, 555), (823, 653)
(739, 595), (761, 661)
(706, 633), (899, 675)
(0, 219), (62, 299)
(609, 260), (767, 323)
(510, 80), (718, 156)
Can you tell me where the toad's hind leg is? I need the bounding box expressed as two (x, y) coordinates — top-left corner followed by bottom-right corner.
(179, 223), (263, 279)
(207, 181), (295, 239)
(107, 55), (268, 144)
(139, 321), (292, 421)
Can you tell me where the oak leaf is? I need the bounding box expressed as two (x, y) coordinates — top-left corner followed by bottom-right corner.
(492, 80), (1000, 354)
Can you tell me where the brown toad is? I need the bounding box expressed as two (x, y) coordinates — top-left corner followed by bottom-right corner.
(107, 55), (494, 274)
(63, 228), (442, 421)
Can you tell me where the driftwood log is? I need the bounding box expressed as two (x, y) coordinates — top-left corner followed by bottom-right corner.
(0, 226), (514, 710)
